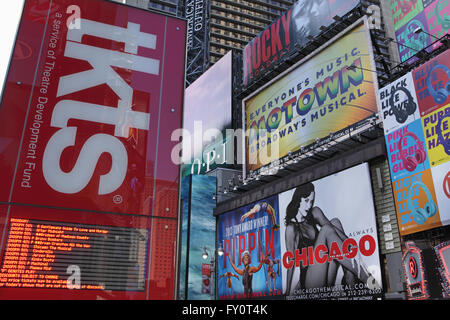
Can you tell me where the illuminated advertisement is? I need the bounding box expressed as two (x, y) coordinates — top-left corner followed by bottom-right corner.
(217, 195), (283, 300)
(402, 239), (450, 300)
(392, 0), (449, 63)
(0, 0), (186, 216)
(242, 0), (360, 86)
(413, 50), (450, 116)
(0, 0), (186, 299)
(385, 119), (430, 182)
(395, 11), (432, 64)
(178, 175), (217, 300)
(422, 104), (450, 167)
(392, 169), (442, 235)
(390, 0), (424, 31)
(181, 51), (232, 177)
(279, 163), (383, 300)
(380, 49), (450, 236)
(378, 72), (421, 134)
(402, 240), (430, 299)
(216, 163), (383, 300)
(244, 20), (378, 173)
(435, 240), (450, 297)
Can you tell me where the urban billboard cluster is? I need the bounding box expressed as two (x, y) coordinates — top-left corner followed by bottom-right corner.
(217, 163), (383, 300)
(378, 50), (450, 236)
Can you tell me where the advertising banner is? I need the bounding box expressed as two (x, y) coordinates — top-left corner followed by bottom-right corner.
(391, 0), (449, 63)
(242, 0), (360, 86)
(392, 169), (442, 235)
(181, 51), (232, 177)
(378, 72), (421, 134)
(403, 239), (450, 299)
(201, 263), (212, 294)
(390, 0), (424, 31)
(422, 104), (450, 167)
(385, 119), (430, 181)
(244, 20), (378, 173)
(0, 0), (186, 216)
(395, 11), (432, 63)
(217, 195), (283, 300)
(380, 50), (449, 236)
(431, 162), (450, 226)
(279, 163), (383, 300)
(413, 49), (450, 116)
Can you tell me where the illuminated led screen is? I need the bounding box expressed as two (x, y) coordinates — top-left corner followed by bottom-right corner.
(0, 218), (148, 291)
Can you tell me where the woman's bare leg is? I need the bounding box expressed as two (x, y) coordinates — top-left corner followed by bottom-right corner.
(305, 224), (370, 288)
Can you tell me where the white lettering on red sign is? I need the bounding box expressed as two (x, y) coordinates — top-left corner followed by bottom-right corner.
(43, 18), (159, 195)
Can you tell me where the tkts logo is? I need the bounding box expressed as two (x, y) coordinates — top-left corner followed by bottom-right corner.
(42, 18), (157, 195)
(10, 0), (185, 214)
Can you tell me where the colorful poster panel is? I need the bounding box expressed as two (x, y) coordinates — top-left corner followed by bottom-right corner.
(279, 163), (383, 300)
(378, 72), (421, 134)
(403, 238), (450, 300)
(422, 104), (450, 167)
(413, 50), (450, 116)
(392, 169), (442, 235)
(390, 0), (424, 31)
(386, 119), (431, 181)
(424, 0), (450, 50)
(217, 195), (283, 300)
(431, 162), (450, 226)
(395, 11), (432, 63)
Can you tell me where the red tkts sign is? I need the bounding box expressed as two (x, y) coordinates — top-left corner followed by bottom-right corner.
(0, 0), (186, 216)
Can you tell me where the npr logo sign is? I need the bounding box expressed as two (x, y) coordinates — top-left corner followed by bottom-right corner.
(43, 18), (158, 195)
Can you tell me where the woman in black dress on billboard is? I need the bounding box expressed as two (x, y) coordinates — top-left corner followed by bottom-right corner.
(284, 182), (376, 295)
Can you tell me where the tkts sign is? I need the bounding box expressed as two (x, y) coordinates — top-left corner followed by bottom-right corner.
(1, 0), (186, 215)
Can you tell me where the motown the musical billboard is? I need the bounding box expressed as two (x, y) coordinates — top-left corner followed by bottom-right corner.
(243, 18), (379, 173)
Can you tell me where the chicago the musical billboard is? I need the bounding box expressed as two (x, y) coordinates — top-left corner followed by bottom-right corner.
(216, 163), (383, 300)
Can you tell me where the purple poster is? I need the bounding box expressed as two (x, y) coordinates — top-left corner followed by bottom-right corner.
(395, 11), (432, 63)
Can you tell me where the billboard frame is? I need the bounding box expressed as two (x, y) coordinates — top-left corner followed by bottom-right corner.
(241, 16), (381, 179)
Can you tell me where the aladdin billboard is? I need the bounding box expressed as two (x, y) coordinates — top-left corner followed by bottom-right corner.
(243, 0), (360, 86)
(243, 18), (379, 174)
(217, 163), (383, 300)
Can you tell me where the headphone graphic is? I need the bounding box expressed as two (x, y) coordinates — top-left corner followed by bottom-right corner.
(426, 64), (450, 105)
(405, 20), (428, 52)
(389, 86), (417, 123)
(398, 131), (427, 172)
(435, 0), (450, 31)
(399, 0), (417, 14)
(436, 109), (450, 155)
(406, 181), (437, 225)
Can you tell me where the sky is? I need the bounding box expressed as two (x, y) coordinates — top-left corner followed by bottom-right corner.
(0, 0), (25, 97)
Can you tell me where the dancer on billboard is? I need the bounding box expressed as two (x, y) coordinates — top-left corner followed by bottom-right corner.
(240, 201), (280, 231)
(284, 182), (376, 295)
(262, 255), (281, 293)
(227, 251), (265, 296)
(219, 271), (239, 296)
